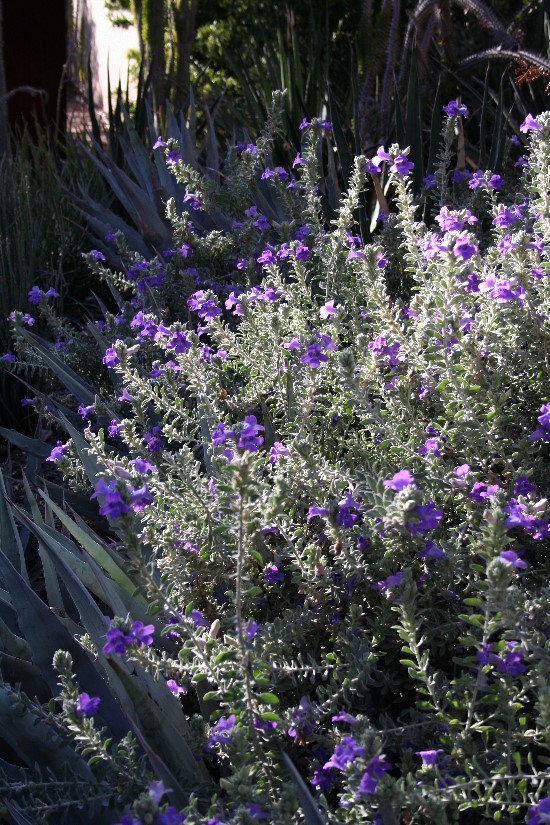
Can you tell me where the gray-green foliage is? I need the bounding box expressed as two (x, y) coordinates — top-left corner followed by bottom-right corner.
(2, 108), (550, 824)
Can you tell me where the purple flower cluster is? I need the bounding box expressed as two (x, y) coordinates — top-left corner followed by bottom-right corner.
(477, 641), (527, 676)
(530, 403), (550, 441)
(90, 478), (153, 519)
(187, 291), (222, 322)
(103, 620), (155, 655)
(368, 336), (402, 366)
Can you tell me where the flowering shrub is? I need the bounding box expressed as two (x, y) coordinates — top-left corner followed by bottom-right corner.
(5, 107), (550, 824)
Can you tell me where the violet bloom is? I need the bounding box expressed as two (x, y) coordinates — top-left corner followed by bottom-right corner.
(336, 491), (362, 528)
(498, 641), (526, 676)
(263, 564), (284, 583)
(89, 249), (106, 261)
(103, 347), (120, 368)
(320, 300), (336, 319)
(301, 342), (328, 368)
(76, 692), (101, 715)
(356, 755), (392, 795)
(371, 145), (392, 167)
(207, 715), (235, 749)
(487, 174), (504, 189)
(419, 540), (444, 560)
(212, 422), (234, 447)
(130, 621), (155, 647)
(103, 627), (133, 655)
(307, 505), (329, 521)
(243, 620), (259, 640)
(269, 442), (289, 462)
(499, 550), (527, 570)
(384, 469), (415, 491)
(237, 415), (264, 451)
(91, 478), (131, 520)
(190, 609), (209, 628)
(418, 438), (440, 458)
(406, 503), (443, 535)
(167, 679), (186, 695)
(443, 100), (469, 117)
(295, 244), (310, 260)
(514, 476), (536, 496)
(323, 736), (366, 771)
(453, 235), (478, 262)
(520, 114), (542, 133)
(46, 440), (69, 462)
(416, 749), (443, 766)
(391, 154), (414, 176)
(528, 797), (550, 825)
(28, 285), (43, 304)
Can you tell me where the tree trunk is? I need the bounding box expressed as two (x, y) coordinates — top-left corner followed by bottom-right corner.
(144, 0), (166, 113)
(173, 0), (198, 117)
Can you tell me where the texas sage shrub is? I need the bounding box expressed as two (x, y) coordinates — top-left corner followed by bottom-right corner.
(6, 104), (550, 825)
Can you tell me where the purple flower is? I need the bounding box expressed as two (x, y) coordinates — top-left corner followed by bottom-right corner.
(418, 438), (441, 458)
(1, 352), (16, 362)
(244, 803), (269, 820)
(307, 505), (329, 521)
(167, 679), (186, 695)
(416, 749), (443, 766)
(130, 621), (155, 647)
(320, 300), (336, 319)
(443, 100), (469, 117)
(356, 755), (392, 795)
(91, 478), (131, 520)
(243, 620), (259, 640)
(498, 641), (526, 676)
(46, 440), (69, 462)
(269, 442), (289, 462)
(419, 540), (444, 560)
(499, 550), (527, 570)
(301, 342), (328, 368)
(514, 476), (536, 496)
(76, 692), (101, 715)
(207, 714), (235, 749)
(520, 114), (542, 133)
(332, 711), (358, 724)
(78, 404), (95, 418)
(406, 503), (443, 535)
(155, 807), (185, 825)
(103, 347), (120, 368)
(323, 736), (366, 771)
(492, 208), (518, 228)
(528, 797), (550, 825)
(390, 154), (414, 176)
(295, 244), (310, 261)
(376, 571), (403, 592)
(453, 235), (478, 261)
(372, 145), (392, 168)
(90, 249), (106, 261)
(237, 415), (264, 451)
(212, 422), (234, 447)
(103, 627), (133, 655)
(336, 491), (362, 528)
(129, 485), (153, 511)
(423, 173), (436, 189)
(190, 609), (209, 628)
(28, 285), (43, 304)
(263, 564), (283, 583)
(384, 470), (415, 491)
(537, 403), (550, 428)
(487, 174), (504, 189)
(153, 136), (167, 149)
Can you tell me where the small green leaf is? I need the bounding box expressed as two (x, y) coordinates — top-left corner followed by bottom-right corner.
(258, 692), (280, 705)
